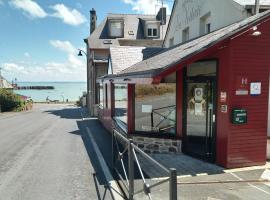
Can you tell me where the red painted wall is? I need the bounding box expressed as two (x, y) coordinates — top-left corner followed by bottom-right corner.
(226, 22), (270, 168)
(98, 82), (114, 132)
(214, 21), (270, 168)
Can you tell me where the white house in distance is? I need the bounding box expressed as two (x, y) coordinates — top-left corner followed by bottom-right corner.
(164, 0), (270, 47)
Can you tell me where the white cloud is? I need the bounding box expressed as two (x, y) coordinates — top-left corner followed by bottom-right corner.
(1, 40), (86, 81)
(49, 40), (76, 54)
(3, 63), (25, 72)
(50, 4), (86, 26)
(0, 0), (4, 5)
(122, 0), (170, 14)
(10, 0), (47, 18)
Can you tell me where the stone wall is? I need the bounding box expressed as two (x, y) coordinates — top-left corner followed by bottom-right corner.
(132, 136), (182, 154)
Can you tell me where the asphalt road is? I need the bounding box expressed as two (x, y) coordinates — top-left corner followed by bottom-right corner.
(0, 104), (110, 200)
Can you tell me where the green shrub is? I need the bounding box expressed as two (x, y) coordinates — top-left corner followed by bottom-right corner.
(0, 89), (24, 112)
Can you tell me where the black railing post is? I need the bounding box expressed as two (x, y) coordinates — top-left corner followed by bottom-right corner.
(128, 139), (134, 200)
(112, 130), (115, 168)
(151, 112), (154, 128)
(170, 168), (177, 200)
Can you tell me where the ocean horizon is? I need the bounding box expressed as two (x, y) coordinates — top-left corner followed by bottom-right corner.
(14, 82), (87, 102)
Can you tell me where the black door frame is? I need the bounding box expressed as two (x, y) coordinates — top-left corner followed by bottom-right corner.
(182, 63), (218, 163)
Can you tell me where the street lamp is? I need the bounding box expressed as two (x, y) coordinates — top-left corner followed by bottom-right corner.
(77, 49), (87, 57)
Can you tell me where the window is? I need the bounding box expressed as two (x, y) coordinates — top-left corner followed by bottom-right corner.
(148, 28), (152, 36)
(206, 23), (211, 34)
(135, 73), (176, 135)
(114, 84), (128, 125)
(108, 19), (124, 38)
(99, 84), (104, 107)
(153, 28), (157, 36)
(147, 28), (158, 37)
(182, 27), (189, 42)
(200, 13), (211, 35)
(187, 61), (217, 77)
(169, 37), (174, 47)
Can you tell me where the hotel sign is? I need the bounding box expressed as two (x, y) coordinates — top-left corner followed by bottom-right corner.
(235, 76), (249, 95)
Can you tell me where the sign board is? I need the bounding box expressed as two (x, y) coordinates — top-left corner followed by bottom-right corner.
(221, 105), (228, 113)
(142, 105), (152, 113)
(194, 88), (203, 102)
(220, 92), (227, 103)
(235, 76), (249, 96)
(235, 90), (249, 95)
(232, 109), (247, 124)
(250, 82), (261, 96)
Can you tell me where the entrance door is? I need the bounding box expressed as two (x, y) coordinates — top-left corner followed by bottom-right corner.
(183, 79), (216, 162)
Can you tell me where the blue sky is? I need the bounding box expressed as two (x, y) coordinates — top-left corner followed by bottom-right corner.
(0, 0), (172, 82)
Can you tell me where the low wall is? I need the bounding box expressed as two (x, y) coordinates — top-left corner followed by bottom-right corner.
(132, 136), (182, 154)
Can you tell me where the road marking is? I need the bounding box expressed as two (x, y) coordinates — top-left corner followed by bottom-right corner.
(230, 172), (270, 196)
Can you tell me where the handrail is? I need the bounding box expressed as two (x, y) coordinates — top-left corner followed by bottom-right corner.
(112, 129), (177, 200)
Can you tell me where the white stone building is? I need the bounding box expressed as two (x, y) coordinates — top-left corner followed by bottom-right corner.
(164, 0), (270, 47)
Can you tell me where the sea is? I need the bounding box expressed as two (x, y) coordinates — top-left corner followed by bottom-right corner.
(14, 82), (87, 102)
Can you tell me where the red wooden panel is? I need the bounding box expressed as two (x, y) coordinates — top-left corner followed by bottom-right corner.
(225, 20), (270, 168)
(176, 70), (183, 139)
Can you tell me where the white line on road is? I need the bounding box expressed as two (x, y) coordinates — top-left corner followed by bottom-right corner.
(230, 172), (270, 196)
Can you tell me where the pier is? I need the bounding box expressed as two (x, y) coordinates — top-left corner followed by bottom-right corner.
(14, 86), (54, 90)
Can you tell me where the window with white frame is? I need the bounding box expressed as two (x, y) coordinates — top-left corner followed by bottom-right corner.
(108, 19), (124, 38)
(182, 27), (189, 42)
(145, 22), (159, 38)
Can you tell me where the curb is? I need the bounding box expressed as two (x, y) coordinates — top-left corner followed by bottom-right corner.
(86, 126), (125, 200)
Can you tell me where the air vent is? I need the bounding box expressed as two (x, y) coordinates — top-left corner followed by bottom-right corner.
(103, 40), (112, 44)
(128, 31), (134, 35)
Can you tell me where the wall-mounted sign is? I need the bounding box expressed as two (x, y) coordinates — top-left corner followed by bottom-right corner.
(142, 105), (152, 113)
(194, 88), (203, 102)
(231, 109), (247, 124)
(250, 82), (261, 96)
(221, 105), (228, 113)
(235, 90), (249, 95)
(220, 92), (227, 103)
(235, 76), (249, 95)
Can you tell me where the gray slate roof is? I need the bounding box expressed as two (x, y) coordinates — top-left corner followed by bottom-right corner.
(109, 46), (163, 74)
(88, 14), (170, 49)
(233, 0), (270, 6)
(118, 10), (270, 77)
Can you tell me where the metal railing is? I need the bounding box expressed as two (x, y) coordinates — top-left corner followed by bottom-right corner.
(112, 129), (177, 200)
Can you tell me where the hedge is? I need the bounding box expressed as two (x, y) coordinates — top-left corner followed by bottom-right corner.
(0, 89), (24, 112)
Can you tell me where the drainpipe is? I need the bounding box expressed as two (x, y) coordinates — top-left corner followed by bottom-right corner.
(255, 0), (260, 15)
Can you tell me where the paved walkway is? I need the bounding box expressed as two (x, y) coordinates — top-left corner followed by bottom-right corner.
(75, 114), (270, 199)
(0, 104), (113, 200)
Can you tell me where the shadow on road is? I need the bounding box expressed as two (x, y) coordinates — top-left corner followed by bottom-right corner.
(44, 108), (82, 119)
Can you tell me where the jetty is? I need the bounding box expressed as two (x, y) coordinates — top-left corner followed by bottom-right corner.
(14, 86), (54, 90)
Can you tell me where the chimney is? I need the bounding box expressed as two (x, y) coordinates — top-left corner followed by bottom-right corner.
(255, 0), (260, 15)
(90, 8), (97, 34)
(156, 7), (166, 25)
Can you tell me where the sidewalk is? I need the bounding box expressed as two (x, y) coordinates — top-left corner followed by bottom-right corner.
(77, 110), (270, 200)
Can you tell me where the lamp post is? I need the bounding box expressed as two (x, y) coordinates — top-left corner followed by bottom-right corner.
(77, 48), (90, 112)
(77, 49), (87, 57)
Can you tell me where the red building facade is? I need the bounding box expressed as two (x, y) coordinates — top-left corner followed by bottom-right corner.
(97, 12), (270, 168)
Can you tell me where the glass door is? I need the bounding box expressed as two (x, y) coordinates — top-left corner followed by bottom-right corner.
(183, 79), (216, 162)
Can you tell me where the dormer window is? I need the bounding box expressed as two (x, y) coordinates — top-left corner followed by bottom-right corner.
(144, 21), (160, 38)
(108, 18), (124, 38)
(147, 28), (158, 37)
